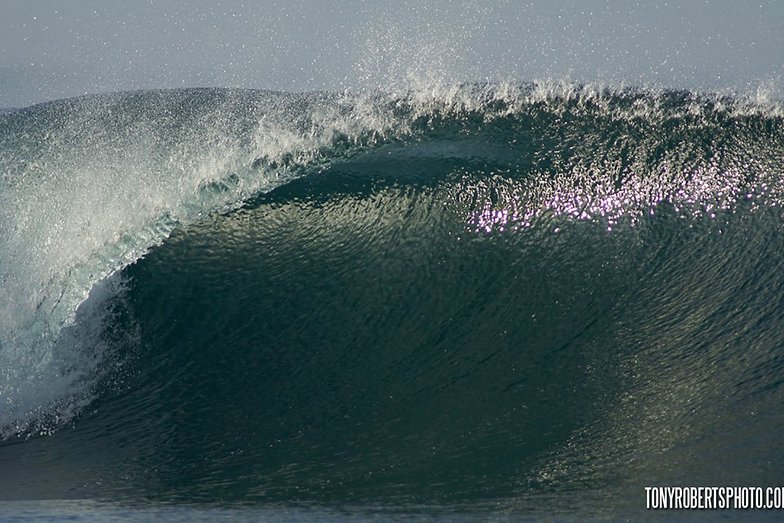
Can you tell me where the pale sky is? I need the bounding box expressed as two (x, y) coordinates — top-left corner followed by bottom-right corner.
(1, 0), (783, 106)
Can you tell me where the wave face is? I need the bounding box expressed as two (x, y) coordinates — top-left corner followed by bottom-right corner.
(2, 84), (784, 516)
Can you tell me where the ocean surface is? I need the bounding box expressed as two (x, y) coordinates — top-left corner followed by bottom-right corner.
(1, 83), (784, 521)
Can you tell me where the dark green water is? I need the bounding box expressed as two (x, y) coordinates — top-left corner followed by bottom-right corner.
(2, 85), (784, 520)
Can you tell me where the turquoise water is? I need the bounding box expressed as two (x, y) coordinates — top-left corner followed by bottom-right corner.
(1, 85), (784, 520)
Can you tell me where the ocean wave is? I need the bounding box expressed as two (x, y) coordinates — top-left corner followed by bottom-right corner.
(1, 83), (784, 508)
